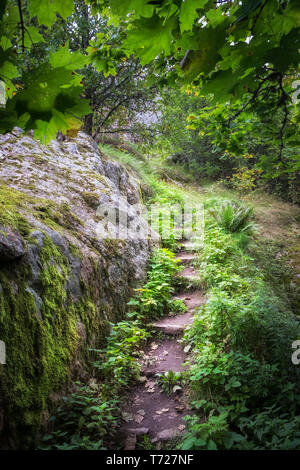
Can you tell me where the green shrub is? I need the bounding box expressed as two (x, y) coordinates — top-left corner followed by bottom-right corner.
(128, 248), (182, 320)
(179, 412), (245, 450)
(93, 320), (149, 393)
(38, 383), (118, 450)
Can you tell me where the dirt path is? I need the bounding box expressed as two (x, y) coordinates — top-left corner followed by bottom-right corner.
(116, 243), (206, 450)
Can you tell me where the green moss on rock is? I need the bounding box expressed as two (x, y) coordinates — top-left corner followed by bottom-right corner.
(0, 234), (100, 448)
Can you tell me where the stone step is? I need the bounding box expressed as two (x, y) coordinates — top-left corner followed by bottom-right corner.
(153, 312), (194, 335)
(180, 242), (195, 252)
(151, 427), (182, 443)
(176, 252), (197, 265)
(177, 265), (199, 280)
(126, 427), (149, 436)
(174, 291), (206, 312)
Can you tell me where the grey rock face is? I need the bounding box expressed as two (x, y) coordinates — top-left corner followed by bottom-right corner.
(0, 225), (26, 260)
(0, 130), (158, 449)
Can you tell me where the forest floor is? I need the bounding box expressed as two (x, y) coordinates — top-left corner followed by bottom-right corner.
(115, 242), (206, 450)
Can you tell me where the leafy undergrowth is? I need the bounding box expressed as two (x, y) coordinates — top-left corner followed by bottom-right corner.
(38, 248), (182, 450)
(39, 143), (300, 450)
(179, 202), (300, 450)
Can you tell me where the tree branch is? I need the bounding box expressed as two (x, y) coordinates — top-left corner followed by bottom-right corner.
(17, 0), (25, 52)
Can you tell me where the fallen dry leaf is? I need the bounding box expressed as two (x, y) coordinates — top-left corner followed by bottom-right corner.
(156, 408), (169, 415)
(175, 405), (184, 411)
(134, 414), (144, 424)
(138, 376), (147, 383)
(122, 412), (133, 422)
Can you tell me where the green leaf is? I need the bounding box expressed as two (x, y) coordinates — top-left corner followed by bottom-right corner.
(206, 8), (226, 28)
(24, 26), (45, 47)
(0, 61), (18, 97)
(28, 0), (74, 27)
(181, 26), (227, 79)
(0, 60), (18, 80)
(207, 439), (217, 450)
(110, 0), (154, 18)
(0, 0), (7, 21)
(0, 36), (12, 51)
(265, 28), (300, 73)
(222, 431), (245, 450)
(123, 15), (175, 65)
(181, 436), (198, 450)
(179, 0), (209, 33)
(235, 0), (262, 23)
(50, 44), (89, 70)
(34, 118), (58, 144)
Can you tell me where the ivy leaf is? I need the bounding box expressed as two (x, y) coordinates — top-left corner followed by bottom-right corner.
(179, 0), (209, 33)
(28, 0), (74, 27)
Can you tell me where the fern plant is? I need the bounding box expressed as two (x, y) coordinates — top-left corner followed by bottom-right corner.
(209, 200), (255, 236)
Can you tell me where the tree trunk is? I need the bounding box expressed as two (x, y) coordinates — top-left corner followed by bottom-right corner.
(83, 113), (93, 136)
(80, 1), (93, 136)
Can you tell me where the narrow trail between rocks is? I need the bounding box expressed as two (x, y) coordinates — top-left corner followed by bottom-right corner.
(116, 242), (206, 450)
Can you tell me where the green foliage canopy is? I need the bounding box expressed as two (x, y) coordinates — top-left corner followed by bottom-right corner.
(1, 0), (299, 145)
(96, 0), (300, 152)
(0, 0), (90, 143)
(97, 1), (300, 91)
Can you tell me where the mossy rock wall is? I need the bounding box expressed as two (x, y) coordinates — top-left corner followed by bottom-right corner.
(0, 129), (154, 449)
